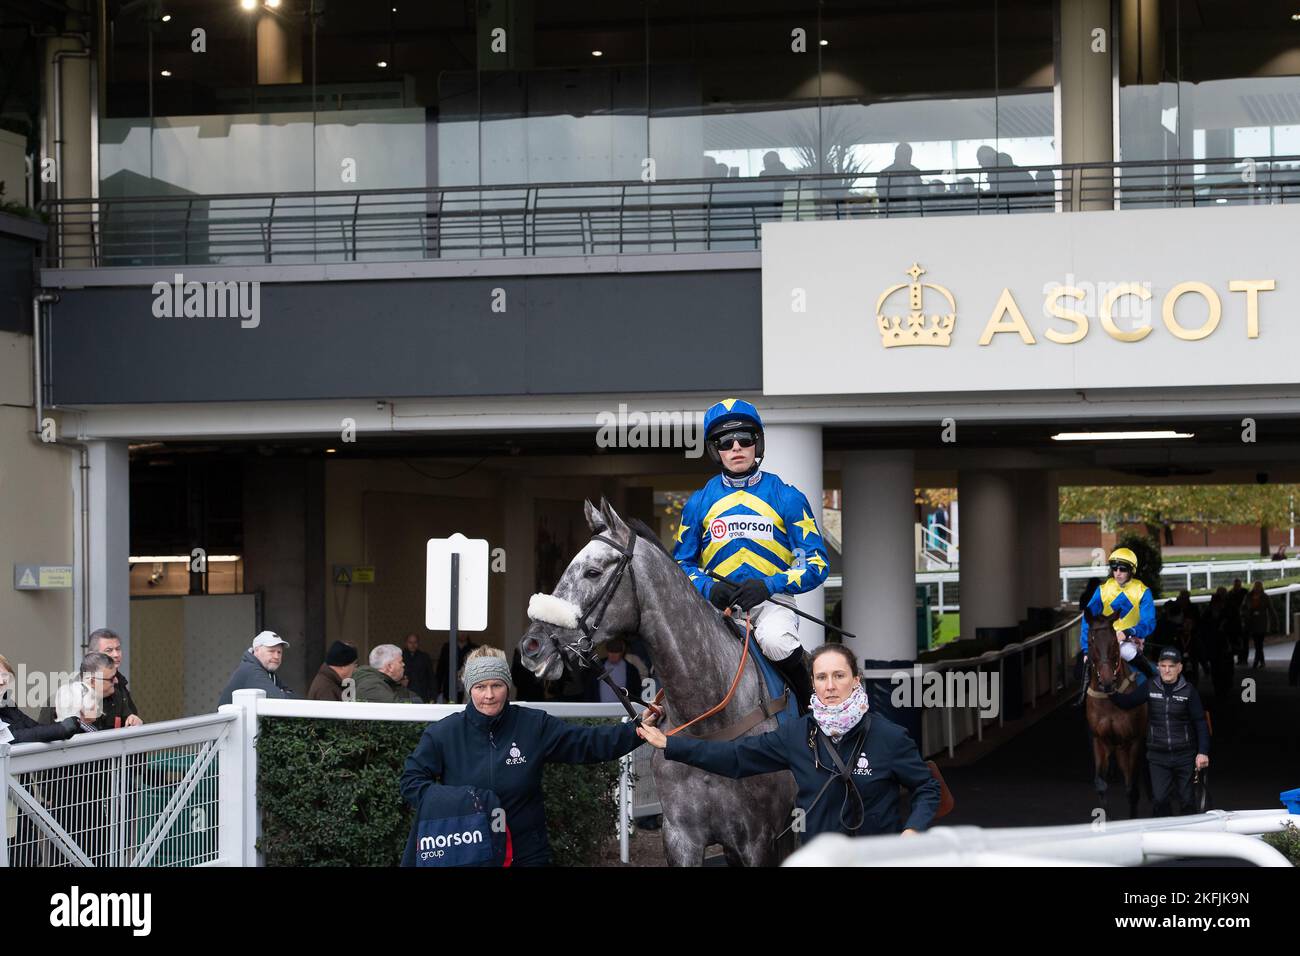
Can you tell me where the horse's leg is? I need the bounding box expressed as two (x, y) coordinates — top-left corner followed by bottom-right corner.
(661, 819), (706, 867)
(1091, 732), (1110, 807)
(1116, 739), (1140, 818)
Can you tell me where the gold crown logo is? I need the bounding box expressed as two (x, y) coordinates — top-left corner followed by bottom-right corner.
(875, 263), (956, 348)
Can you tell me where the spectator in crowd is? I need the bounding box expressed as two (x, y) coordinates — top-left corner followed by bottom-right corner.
(218, 631), (295, 707)
(87, 628), (142, 730)
(54, 675), (102, 733)
(308, 641), (358, 701)
(584, 637), (643, 705)
(353, 644), (421, 703)
(1109, 647), (1210, 815)
(402, 633), (436, 703)
(0, 654), (82, 743)
(400, 646), (647, 866)
(1226, 579), (1248, 664)
(878, 143), (923, 209)
(76, 651), (117, 728)
(1242, 581), (1278, 670)
(435, 633), (478, 703)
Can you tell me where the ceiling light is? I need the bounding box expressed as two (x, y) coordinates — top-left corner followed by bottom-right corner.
(376, 60), (388, 68)
(130, 555), (242, 564)
(325, 448), (338, 454)
(160, 70), (172, 77)
(266, 0), (281, 7)
(161, 14), (172, 22)
(819, 39), (828, 46)
(240, 0), (256, 10)
(591, 50), (603, 57)
(1051, 430), (1194, 441)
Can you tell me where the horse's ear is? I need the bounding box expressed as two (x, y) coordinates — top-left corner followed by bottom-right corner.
(584, 499), (608, 534)
(600, 498), (631, 542)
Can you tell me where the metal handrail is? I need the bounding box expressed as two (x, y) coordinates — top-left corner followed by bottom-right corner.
(38, 154), (1300, 269)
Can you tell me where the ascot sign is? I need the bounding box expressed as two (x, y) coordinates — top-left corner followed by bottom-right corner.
(876, 262), (1274, 347)
(761, 204), (1298, 396)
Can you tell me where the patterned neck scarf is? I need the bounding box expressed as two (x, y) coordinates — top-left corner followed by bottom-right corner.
(810, 682), (869, 741)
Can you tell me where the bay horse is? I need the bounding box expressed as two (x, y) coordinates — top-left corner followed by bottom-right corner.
(518, 499), (797, 866)
(1083, 609), (1148, 817)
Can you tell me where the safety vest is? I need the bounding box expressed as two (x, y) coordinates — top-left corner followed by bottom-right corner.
(1098, 577), (1148, 632)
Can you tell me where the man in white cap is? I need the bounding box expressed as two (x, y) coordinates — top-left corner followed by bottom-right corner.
(218, 630), (296, 707)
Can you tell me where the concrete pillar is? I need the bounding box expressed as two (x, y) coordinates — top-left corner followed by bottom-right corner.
(86, 441), (130, 670)
(760, 423), (824, 649)
(501, 483), (536, 645)
(1016, 470), (1061, 613)
(957, 470), (1019, 644)
(243, 460), (308, 694)
(257, 13), (303, 85)
(841, 450), (915, 663)
(1059, 0), (1115, 208)
(43, 35), (94, 264)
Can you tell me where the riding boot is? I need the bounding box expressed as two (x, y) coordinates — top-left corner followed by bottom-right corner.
(1074, 655), (1091, 708)
(774, 649), (814, 716)
(1131, 653), (1157, 683)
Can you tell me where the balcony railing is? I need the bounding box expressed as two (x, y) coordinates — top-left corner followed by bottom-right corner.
(38, 155), (1300, 270)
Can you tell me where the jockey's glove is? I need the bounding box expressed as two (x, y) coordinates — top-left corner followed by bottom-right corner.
(735, 578), (771, 611)
(709, 579), (740, 611)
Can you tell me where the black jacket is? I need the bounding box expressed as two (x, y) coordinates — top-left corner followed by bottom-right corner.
(93, 671), (140, 731)
(665, 711), (941, 840)
(583, 660), (643, 705)
(399, 700), (639, 866)
(1112, 674), (1210, 754)
(0, 705), (81, 744)
(402, 648), (436, 703)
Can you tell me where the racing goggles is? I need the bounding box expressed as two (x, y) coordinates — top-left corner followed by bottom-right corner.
(710, 430), (757, 451)
(1109, 561), (1135, 573)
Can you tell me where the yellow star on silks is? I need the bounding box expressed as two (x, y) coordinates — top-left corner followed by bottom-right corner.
(674, 520), (691, 545)
(794, 509), (819, 539)
(807, 553), (828, 571)
(784, 566), (807, 586)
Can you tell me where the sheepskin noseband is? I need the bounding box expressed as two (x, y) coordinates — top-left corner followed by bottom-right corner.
(528, 592), (581, 629)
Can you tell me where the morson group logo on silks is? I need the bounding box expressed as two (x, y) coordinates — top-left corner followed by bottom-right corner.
(416, 815), (492, 865)
(709, 516), (777, 543)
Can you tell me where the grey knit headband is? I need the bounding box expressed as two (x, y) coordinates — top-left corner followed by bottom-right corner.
(462, 655), (513, 693)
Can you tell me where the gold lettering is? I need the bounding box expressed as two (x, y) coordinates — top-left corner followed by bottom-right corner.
(1099, 283), (1152, 342)
(1043, 286), (1089, 344)
(1228, 279), (1275, 338)
(979, 288), (1036, 345)
(1161, 281), (1221, 341)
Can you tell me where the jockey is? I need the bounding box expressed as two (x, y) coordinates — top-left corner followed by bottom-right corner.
(1081, 547), (1157, 686)
(673, 399), (827, 714)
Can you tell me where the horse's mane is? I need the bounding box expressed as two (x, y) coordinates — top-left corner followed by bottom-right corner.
(628, 517), (674, 558)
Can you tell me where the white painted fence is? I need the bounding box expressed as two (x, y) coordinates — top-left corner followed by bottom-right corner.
(2, 694), (650, 867)
(784, 808), (1298, 866)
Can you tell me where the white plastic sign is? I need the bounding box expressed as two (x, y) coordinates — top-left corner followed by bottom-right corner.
(425, 533), (489, 631)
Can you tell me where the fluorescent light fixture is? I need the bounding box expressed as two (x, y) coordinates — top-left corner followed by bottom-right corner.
(1051, 430), (1194, 441)
(325, 448), (338, 454)
(130, 555), (242, 564)
(591, 50), (603, 57)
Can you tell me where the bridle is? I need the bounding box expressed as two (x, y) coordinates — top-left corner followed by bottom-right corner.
(546, 530), (652, 721)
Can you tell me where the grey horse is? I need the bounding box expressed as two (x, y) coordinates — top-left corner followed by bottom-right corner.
(518, 498), (797, 866)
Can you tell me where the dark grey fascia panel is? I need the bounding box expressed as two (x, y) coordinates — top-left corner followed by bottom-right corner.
(46, 271), (761, 404)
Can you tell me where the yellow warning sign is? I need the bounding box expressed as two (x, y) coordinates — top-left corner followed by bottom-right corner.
(352, 566), (375, 584)
(39, 567), (73, 588)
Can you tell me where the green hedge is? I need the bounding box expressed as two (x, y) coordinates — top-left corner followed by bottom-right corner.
(1262, 821), (1300, 865)
(256, 715), (624, 867)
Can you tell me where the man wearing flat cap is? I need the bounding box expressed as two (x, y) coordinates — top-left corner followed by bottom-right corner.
(308, 641), (359, 701)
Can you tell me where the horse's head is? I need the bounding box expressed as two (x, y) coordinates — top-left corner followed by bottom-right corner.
(518, 498), (640, 681)
(1086, 609), (1122, 693)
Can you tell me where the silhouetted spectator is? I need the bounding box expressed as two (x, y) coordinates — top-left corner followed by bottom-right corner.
(878, 143), (923, 210)
(435, 634), (479, 703)
(402, 633), (436, 702)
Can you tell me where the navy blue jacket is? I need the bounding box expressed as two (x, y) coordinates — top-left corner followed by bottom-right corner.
(665, 712), (941, 840)
(400, 701), (640, 866)
(1111, 675), (1211, 755)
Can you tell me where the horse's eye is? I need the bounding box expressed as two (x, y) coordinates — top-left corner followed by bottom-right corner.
(584, 568), (603, 580)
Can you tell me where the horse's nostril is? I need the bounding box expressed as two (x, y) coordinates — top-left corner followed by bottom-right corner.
(522, 637), (541, 657)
